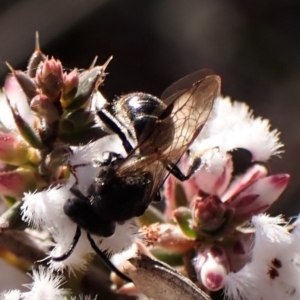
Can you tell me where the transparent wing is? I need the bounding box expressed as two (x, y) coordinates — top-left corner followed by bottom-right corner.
(161, 69), (215, 101)
(117, 72), (220, 196)
(161, 73), (220, 163)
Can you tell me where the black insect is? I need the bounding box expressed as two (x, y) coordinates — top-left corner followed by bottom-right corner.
(53, 69), (221, 282)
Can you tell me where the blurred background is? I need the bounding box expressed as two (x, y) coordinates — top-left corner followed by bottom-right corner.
(0, 0), (299, 295)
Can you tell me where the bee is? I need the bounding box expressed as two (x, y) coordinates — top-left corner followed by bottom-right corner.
(53, 70), (221, 282)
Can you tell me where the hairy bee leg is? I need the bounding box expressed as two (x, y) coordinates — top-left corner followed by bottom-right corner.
(166, 156), (201, 181)
(87, 233), (132, 283)
(52, 226), (81, 262)
(97, 109), (133, 154)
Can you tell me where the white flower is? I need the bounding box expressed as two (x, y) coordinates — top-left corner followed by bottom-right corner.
(0, 290), (22, 300)
(1, 267), (66, 300)
(224, 214), (300, 300)
(22, 267), (66, 300)
(192, 96), (283, 161)
(0, 268), (100, 300)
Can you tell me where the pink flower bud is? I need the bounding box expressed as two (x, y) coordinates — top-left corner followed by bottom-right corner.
(229, 174), (290, 224)
(62, 69), (79, 97)
(30, 94), (59, 123)
(0, 131), (37, 166)
(0, 167), (46, 198)
(35, 58), (63, 100)
(222, 164), (268, 202)
(194, 245), (229, 291)
(191, 195), (233, 233)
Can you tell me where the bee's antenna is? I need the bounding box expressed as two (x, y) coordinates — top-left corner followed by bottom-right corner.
(52, 226), (81, 261)
(87, 233), (132, 283)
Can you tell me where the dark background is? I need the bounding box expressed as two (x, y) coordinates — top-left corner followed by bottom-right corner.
(0, 0), (299, 217)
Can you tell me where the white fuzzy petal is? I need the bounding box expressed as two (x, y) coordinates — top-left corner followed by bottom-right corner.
(0, 290), (22, 300)
(49, 230), (92, 272)
(22, 267), (66, 300)
(21, 177), (75, 228)
(195, 96), (283, 161)
(224, 265), (257, 300)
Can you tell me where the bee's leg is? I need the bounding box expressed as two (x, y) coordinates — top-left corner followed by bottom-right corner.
(87, 233), (132, 282)
(52, 226), (81, 261)
(97, 109), (133, 154)
(166, 156), (201, 181)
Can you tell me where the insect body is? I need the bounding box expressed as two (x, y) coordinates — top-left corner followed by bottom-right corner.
(53, 70), (221, 282)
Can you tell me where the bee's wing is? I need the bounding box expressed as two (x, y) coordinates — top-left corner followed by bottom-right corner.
(117, 72), (220, 198)
(161, 69), (215, 101)
(161, 73), (220, 163)
(147, 73), (220, 197)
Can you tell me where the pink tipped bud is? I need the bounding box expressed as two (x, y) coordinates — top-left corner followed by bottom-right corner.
(30, 94), (59, 123)
(0, 167), (46, 198)
(0, 131), (37, 166)
(230, 174), (290, 224)
(222, 164), (268, 202)
(35, 58), (63, 100)
(62, 69), (79, 97)
(194, 245), (229, 291)
(191, 195), (233, 233)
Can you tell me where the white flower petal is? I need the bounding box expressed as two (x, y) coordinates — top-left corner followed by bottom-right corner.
(49, 230), (92, 272)
(0, 290), (22, 300)
(224, 265), (258, 300)
(22, 267), (66, 300)
(194, 96), (283, 161)
(21, 177), (75, 228)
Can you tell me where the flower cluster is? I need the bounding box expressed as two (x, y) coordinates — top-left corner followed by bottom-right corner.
(0, 35), (138, 297)
(0, 35), (111, 206)
(0, 35), (293, 300)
